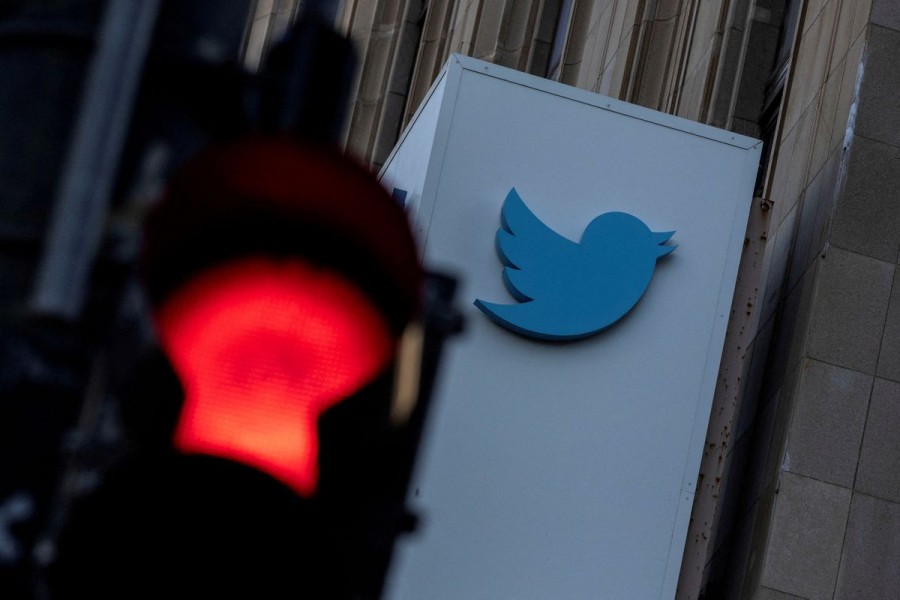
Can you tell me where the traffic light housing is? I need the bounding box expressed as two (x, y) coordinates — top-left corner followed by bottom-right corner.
(142, 135), (422, 499)
(48, 135), (441, 598)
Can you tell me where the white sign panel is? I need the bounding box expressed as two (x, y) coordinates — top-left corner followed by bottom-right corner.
(381, 54), (761, 600)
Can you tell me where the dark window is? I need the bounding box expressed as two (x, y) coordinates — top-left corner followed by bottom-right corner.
(756, 0), (801, 195)
(546, 0), (574, 81)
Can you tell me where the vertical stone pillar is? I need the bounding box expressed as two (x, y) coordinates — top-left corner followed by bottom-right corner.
(707, 1), (900, 597)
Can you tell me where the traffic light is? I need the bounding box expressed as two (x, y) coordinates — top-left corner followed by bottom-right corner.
(142, 134), (422, 498)
(46, 135), (445, 598)
(34, 4), (464, 596)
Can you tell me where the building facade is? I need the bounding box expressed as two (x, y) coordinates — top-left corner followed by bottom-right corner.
(292, 0), (897, 597)
(1, 0), (897, 597)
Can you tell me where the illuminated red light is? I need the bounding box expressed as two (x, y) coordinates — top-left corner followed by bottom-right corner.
(154, 257), (393, 496)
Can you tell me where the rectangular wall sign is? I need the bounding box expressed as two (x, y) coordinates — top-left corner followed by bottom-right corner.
(380, 54), (761, 600)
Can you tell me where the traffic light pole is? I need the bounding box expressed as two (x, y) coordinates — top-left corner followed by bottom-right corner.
(304, 0), (342, 23)
(29, 0), (160, 321)
(255, 1), (355, 143)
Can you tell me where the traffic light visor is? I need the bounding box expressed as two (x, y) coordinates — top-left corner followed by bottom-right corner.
(142, 136), (422, 332)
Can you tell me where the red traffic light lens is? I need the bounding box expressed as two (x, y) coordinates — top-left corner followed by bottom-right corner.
(155, 257), (393, 496)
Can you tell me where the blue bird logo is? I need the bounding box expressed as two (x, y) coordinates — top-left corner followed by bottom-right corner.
(474, 188), (676, 341)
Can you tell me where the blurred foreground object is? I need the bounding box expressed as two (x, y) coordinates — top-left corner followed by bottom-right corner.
(0, 1), (461, 597)
(50, 135), (459, 599)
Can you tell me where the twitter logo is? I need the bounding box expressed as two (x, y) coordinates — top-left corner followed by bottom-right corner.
(474, 188), (676, 341)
